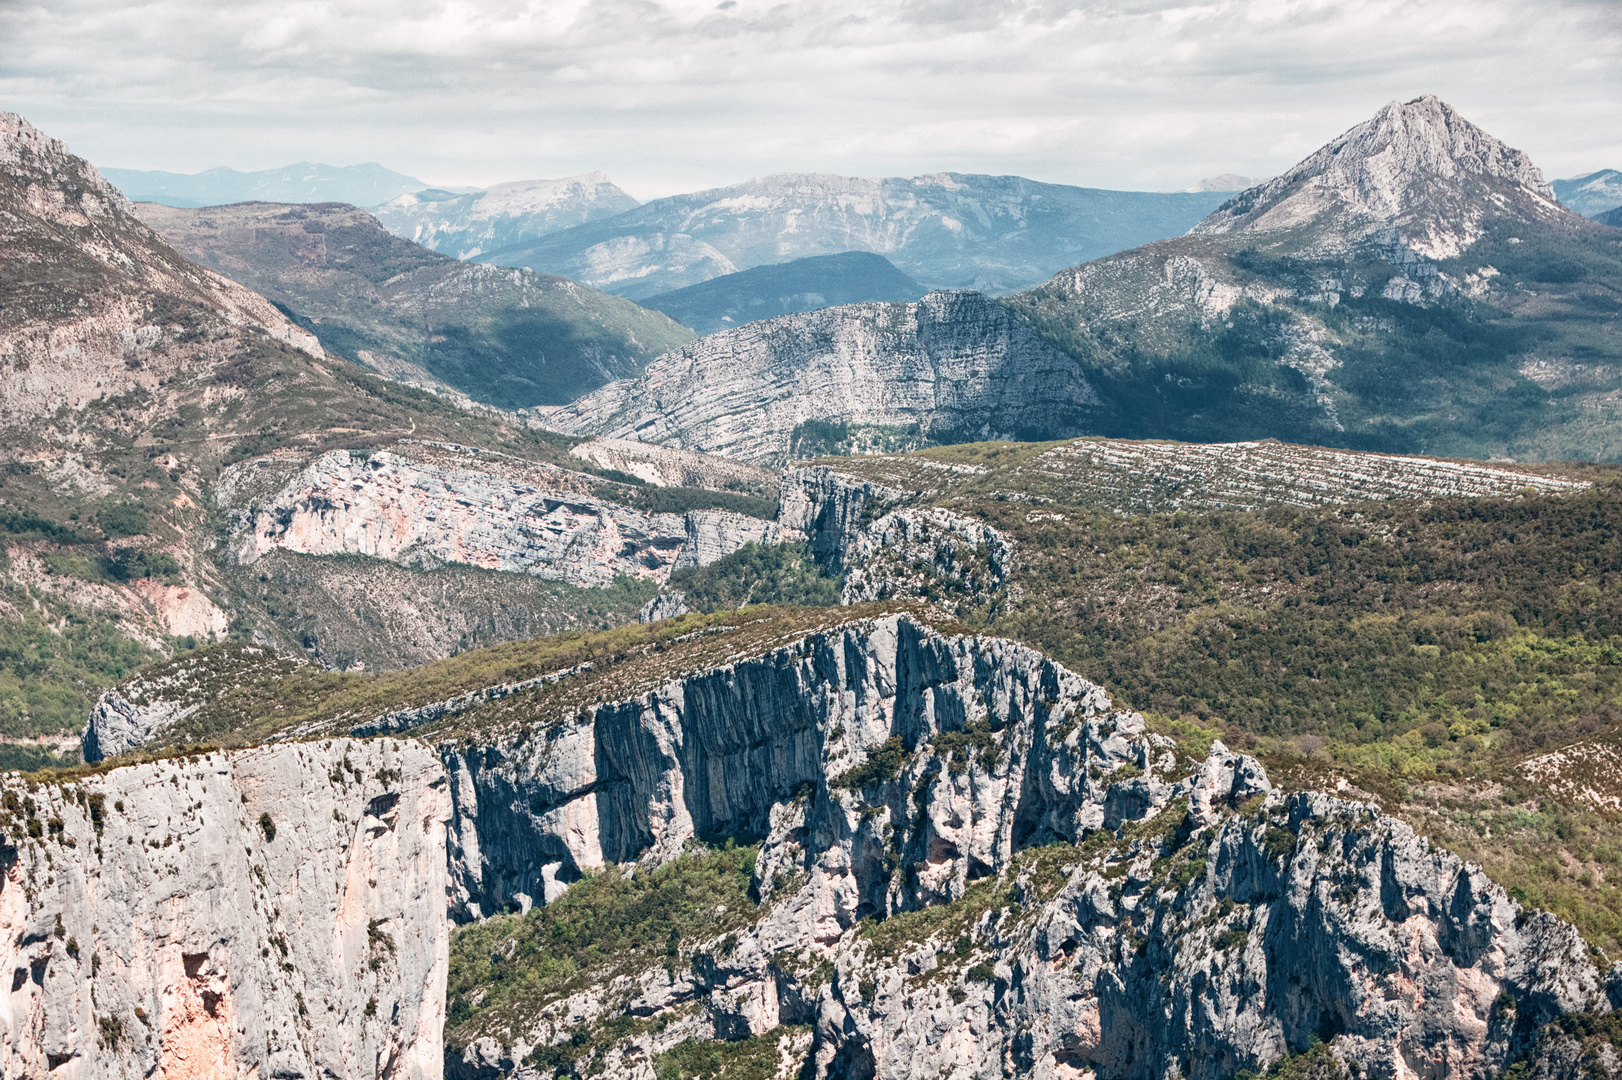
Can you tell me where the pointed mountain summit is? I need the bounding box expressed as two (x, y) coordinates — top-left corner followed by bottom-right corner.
(992, 97), (1622, 461)
(547, 97), (1622, 465)
(1192, 95), (1561, 258)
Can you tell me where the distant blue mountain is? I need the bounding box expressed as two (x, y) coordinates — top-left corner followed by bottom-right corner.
(1551, 169), (1622, 218)
(99, 162), (444, 208)
(642, 252), (926, 333)
(474, 172), (1239, 298)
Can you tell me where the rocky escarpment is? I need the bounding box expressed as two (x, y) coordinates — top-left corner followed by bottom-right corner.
(534, 290), (1102, 463)
(0, 737), (448, 1079)
(421, 612), (1608, 1079)
(220, 442), (793, 589)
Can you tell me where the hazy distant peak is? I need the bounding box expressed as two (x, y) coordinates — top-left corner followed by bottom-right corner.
(1190, 94), (1562, 258)
(370, 171), (639, 259)
(1187, 173), (1266, 192)
(1551, 168), (1622, 218)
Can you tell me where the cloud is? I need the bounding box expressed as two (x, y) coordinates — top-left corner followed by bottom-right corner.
(1, 0), (1617, 198)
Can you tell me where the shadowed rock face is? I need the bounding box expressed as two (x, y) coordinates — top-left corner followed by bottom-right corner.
(0, 738), (449, 1080)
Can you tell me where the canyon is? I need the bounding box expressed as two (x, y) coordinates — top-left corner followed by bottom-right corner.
(58, 609), (1622, 1080)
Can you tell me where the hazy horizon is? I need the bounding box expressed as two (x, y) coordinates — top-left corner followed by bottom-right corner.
(3, 0), (1618, 201)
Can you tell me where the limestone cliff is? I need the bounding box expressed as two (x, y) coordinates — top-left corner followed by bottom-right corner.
(0, 737), (448, 1079)
(220, 442), (794, 589)
(412, 612), (1606, 1080)
(63, 607), (1621, 1079)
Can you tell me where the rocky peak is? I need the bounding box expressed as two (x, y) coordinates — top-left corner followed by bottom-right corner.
(0, 112), (134, 222)
(1192, 95), (1563, 258)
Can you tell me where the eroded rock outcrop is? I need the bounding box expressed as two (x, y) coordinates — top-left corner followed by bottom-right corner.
(0, 737), (449, 1079)
(780, 465), (1013, 607)
(222, 443), (792, 588)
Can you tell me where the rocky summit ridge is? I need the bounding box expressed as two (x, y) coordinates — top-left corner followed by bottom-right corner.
(0, 113), (323, 423)
(1191, 95), (1562, 260)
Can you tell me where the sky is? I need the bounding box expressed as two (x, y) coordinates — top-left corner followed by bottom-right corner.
(1, 0), (1618, 200)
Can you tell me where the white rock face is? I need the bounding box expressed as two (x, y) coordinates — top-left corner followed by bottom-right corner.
(372, 173), (640, 260)
(535, 291), (1101, 462)
(0, 738), (449, 1079)
(222, 443), (793, 588)
(1191, 95), (1564, 259)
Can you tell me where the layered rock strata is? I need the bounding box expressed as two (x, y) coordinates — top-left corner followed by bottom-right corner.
(533, 291), (1102, 463)
(0, 737), (449, 1079)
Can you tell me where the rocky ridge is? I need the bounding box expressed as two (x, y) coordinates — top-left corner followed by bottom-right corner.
(138, 200), (693, 409)
(791, 437), (1587, 517)
(1551, 170), (1622, 219)
(1002, 96), (1622, 460)
(391, 611), (1605, 1080)
(535, 291), (1102, 463)
(62, 607), (1622, 1079)
(0, 113), (323, 425)
(1192, 95), (1561, 260)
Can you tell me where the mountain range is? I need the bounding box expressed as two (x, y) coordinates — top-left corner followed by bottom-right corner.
(369, 173), (641, 259)
(544, 96), (1622, 464)
(137, 200), (692, 408)
(98, 161), (443, 208)
(10, 103), (1622, 1080)
(468, 171), (1242, 297)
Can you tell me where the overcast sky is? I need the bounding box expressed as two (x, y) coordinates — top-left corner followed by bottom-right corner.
(2, 0), (1618, 199)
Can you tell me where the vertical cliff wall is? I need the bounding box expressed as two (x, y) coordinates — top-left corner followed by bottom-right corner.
(428, 614), (1611, 1080)
(0, 738), (449, 1080)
